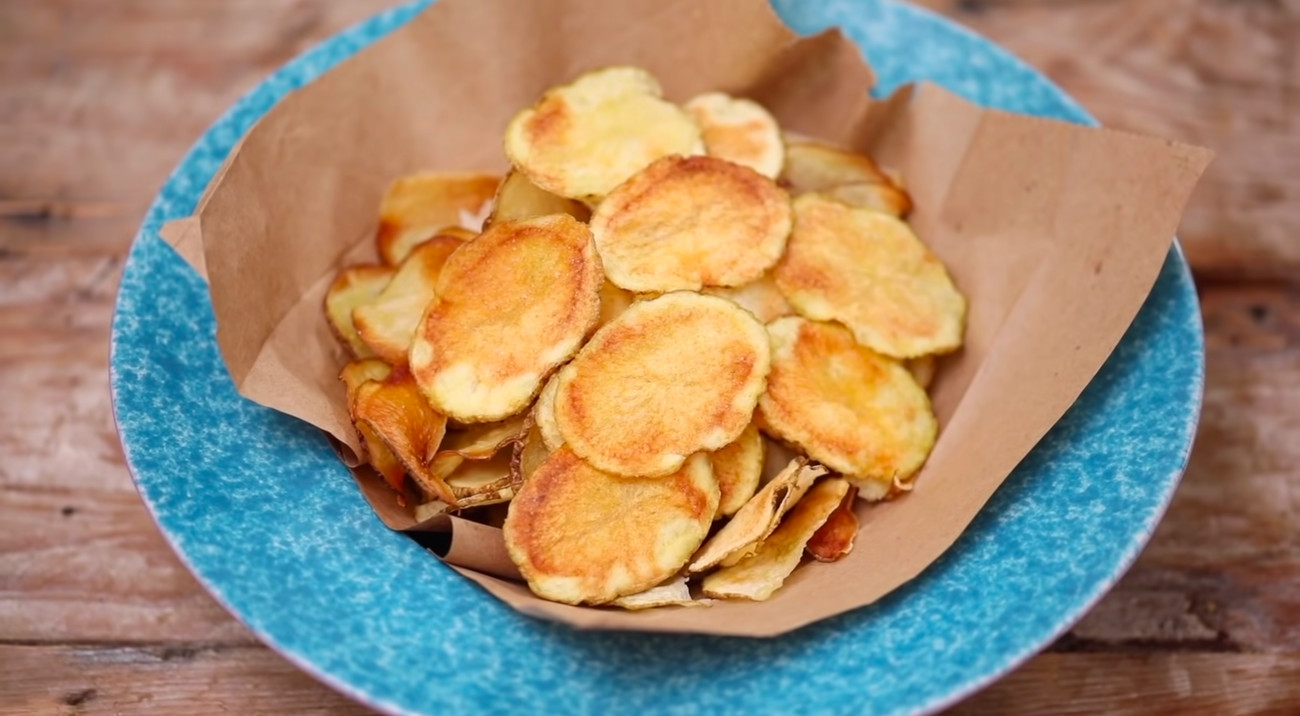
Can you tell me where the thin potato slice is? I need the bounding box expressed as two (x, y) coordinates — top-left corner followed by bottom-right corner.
(757, 317), (937, 490)
(340, 359), (405, 488)
(823, 181), (913, 218)
(701, 478), (851, 601)
(595, 281), (636, 331)
(354, 235), (464, 365)
(410, 215), (603, 423)
(446, 452), (515, 502)
(486, 169), (590, 228)
(805, 485), (859, 562)
(534, 373), (564, 452)
(689, 458), (826, 573)
(610, 575), (706, 611)
(430, 415), (529, 481)
(711, 422), (763, 519)
(590, 155), (792, 292)
(325, 265), (395, 358)
(780, 141), (894, 194)
(503, 448), (718, 605)
(774, 194), (965, 358)
(352, 369), (454, 504)
(906, 355), (936, 390)
(684, 92), (783, 179)
(701, 272), (793, 324)
(504, 66), (704, 203)
(376, 172), (499, 266)
(555, 292), (771, 478)
(511, 424), (552, 485)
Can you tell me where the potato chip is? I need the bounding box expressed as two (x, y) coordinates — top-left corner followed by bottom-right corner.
(701, 478), (851, 601)
(711, 422), (763, 519)
(822, 181), (913, 218)
(485, 169), (591, 228)
(352, 368), (454, 504)
(805, 485), (858, 562)
(354, 235), (464, 365)
(757, 317), (937, 490)
(503, 448), (718, 605)
(504, 66), (704, 203)
(554, 292), (770, 477)
(429, 414), (529, 481)
(906, 355), (936, 390)
(376, 171), (499, 265)
(410, 214), (602, 423)
(780, 140), (894, 194)
(701, 272), (793, 324)
(325, 265), (394, 358)
(339, 359), (406, 488)
(684, 92), (783, 179)
(610, 574), (706, 611)
(590, 155), (792, 292)
(774, 194), (965, 358)
(595, 281), (636, 331)
(511, 424), (552, 485)
(689, 458), (826, 573)
(446, 451), (515, 504)
(533, 372), (564, 452)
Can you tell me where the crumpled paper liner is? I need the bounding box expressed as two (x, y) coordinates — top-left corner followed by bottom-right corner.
(158, 0), (1210, 636)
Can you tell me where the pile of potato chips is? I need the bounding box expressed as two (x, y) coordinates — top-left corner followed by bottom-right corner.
(324, 66), (966, 608)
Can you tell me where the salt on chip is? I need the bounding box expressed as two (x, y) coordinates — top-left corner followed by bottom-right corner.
(701, 478), (851, 601)
(352, 368), (454, 503)
(339, 359), (405, 489)
(353, 235), (463, 366)
(711, 422), (763, 519)
(503, 448), (719, 605)
(554, 292), (771, 478)
(822, 181), (913, 218)
(325, 265), (394, 358)
(774, 194), (966, 358)
(757, 317), (937, 490)
(376, 171), (499, 266)
(684, 92), (783, 179)
(701, 272), (793, 324)
(410, 214), (602, 423)
(486, 169), (590, 228)
(504, 66), (704, 203)
(805, 484), (859, 562)
(590, 155), (792, 293)
(780, 140), (894, 194)
(610, 574), (705, 611)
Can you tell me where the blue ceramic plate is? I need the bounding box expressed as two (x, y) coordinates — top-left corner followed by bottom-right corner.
(110, 1), (1202, 714)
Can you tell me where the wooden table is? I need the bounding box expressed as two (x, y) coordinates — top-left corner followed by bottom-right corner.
(2, 1), (1296, 713)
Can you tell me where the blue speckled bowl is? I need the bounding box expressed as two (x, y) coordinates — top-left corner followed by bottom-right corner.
(110, 1), (1202, 714)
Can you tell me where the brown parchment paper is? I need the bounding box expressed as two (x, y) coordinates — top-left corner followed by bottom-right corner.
(159, 0), (1211, 636)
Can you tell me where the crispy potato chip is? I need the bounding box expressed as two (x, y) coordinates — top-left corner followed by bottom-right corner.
(325, 265), (395, 358)
(757, 317), (937, 490)
(486, 169), (591, 228)
(504, 448), (718, 605)
(413, 499), (454, 523)
(353, 235), (464, 365)
(780, 141), (894, 194)
(712, 422), (763, 519)
(534, 372), (564, 452)
(339, 358), (394, 405)
(774, 194), (966, 358)
(376, 172), (499, 266)
(590, 155), (792, 292)
(906, 355), (936, 390)
(447, 452), (515, 502)
(805, 485), (859, 562)
(689, 458), (826, 573)
(595, 281), (636, 331)
(610, 574), (707, 611)
(701, 272), (793, 324)
(410, 215), (603, 423)
(430, 414), (529, 481)
(555, 292), (771, 477)
(684, 92), (783, 179)
(340, 359), (406, 488)
(701, 478), (851, 601)
(822, 181), (913, 218)
(504, 66), (704, 203)
(352, 368), (454, 504)
(511, 424), (552, 485)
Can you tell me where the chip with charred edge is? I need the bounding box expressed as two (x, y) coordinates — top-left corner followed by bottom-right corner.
(774, 194), (966, 358)
(688, 458), (826, 573)
(555, 292), (771, 477)
(534, 372), (564, 452)
(684, 92), (783, 179)
(486, 169), (591, 228)
(340, 359), (405, 488)
(701, 272), (793, 325)
(503, 448), (718, 605)
(325, 265), (395, 358)
(822, 181), (913, 218)
(376, 172), (499, 266)
(701, 478), (851, 601)
(757, 317), (937, 490)
(711, 422), (763, 519)
(590, 155), (792, 292)
(352, 369), (454, 505)
(504, 66), (704, 203)
(410, 214), (603, 423)
(780, 141), (895, 194)
(610, 574), (707, 611)
(353, 235), (464, 366)
(906, 355), (936, 390)
(806, 484), (859, 562)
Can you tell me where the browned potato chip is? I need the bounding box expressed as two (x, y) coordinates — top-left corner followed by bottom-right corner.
(701, 272), (793, 324)
(376, 172), (499, 265)
(504, 67), (704, 203)
(555, 292), (771, 477)
(352, 368), (454, 504)
(486, 169), (591, 228)
(533, 372), (564, 452)
(325, 265), (395, 358)
(780, 141), (894, 194)
(503, 448), (718, 605)
(757, 317), (937, 491)
(701, 477), (851, 601)
(805, 485), (859, 562)
(410, 215), (602, 423)
(774, 194), (965, 358)
(906, 355), (936, 390)
(353, 235), (464, 366)
(684, 92), (783, 179)
(340, 359), (405, 488)
(610, 574), (706, 611)
(822, 181), (913, 218)
(590, 155), (792, 292)
(712, 422), (763, 519)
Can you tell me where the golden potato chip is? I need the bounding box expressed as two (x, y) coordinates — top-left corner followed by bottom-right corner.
(610, 574), (706, 611)
(325, 265), (395, 358)
(485, 169), (591, 228)
(595, 281), (636, 331)
(822, 181), (913, 218)
(701, 272), (793, 324)
(340, 359), (406, 488)
(533, 372), (564, 452)
(774, 194), (965, 358)
(429, 414), (529, 481)
(410, 214), (603, 423)
(805, 485), (859, 562)
(339, 358), (394, 405)
(376, 172), (499, 266)
(711, 422), (763, 519)
(780, 141), (894, 194)
(446, 451), (515, 504)
(504, 66), (704, 203)
(906, 355), (936, 390)
(590, 155), (792, 292)
(352, 368), (454, 504)
(511, 424), (552, 485)
(684, 92), (783, 179)
(554, 292), (771, 477)
(701, 478), (851, 601)
(354, 235), (464, 366)
(503, 448), (718, 605)
(757, 317), (937, 490)
(689, 458), (825, 572)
